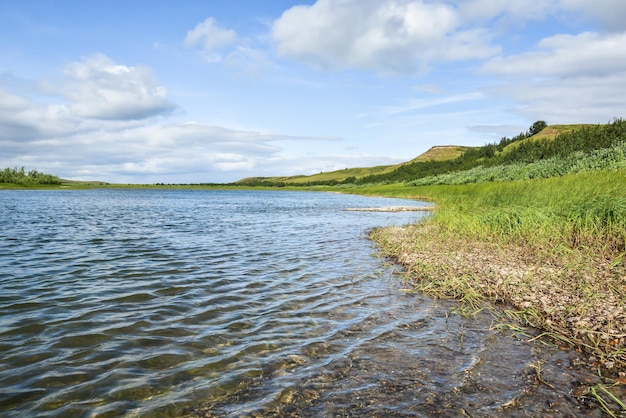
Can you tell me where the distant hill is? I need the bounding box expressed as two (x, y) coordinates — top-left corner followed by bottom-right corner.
(403, 145), (472, 163)
(235, 123), (606, 187)
(236, 145), (472, 185)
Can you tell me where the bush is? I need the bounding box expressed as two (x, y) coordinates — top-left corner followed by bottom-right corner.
(0, 167), (62, 185)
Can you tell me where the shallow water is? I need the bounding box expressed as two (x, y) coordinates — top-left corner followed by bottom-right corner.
(0, 189), (622, 417)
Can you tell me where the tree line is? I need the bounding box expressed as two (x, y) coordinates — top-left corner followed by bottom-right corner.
(0, 167), (62, 185)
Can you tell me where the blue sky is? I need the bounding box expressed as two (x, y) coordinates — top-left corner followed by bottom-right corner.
(2, 0), (626, 183)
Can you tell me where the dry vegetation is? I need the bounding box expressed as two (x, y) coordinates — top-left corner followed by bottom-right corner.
(370, 223), (626, 371)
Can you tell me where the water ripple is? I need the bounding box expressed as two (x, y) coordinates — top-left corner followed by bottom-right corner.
(1, 189), (620, 417)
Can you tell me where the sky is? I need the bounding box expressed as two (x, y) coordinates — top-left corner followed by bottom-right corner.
(1, 0), (626, 183)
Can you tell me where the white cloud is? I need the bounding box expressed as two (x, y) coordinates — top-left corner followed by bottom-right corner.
(184, 17), (237, 51)
(483, 32), (626, 78)
(490, 73), (626, 123)
(183, 17), (272, 75)
(1, 47), (353, 183)
(0, 86), (85, 144)
(558, 0), (626, 31)
(269, 0), (626, 75)
(481, 31), (626, 123)
(271, 0), (499, 73)
(0, 74), (340, 182)
(50, 54), (175, 120)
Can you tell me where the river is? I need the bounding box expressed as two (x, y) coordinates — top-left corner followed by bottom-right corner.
(0, 189), (619, 416)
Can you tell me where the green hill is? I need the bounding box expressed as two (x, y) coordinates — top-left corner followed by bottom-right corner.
(501, 124), (591, 153)
(237, 121), (622, 187)
(236, 145), (472, 186)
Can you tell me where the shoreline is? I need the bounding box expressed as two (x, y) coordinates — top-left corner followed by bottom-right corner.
(369, 222), (626, 376)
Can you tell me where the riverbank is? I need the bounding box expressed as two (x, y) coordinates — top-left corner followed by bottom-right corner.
(363, 170), (626, 378)
(370, 223), (626, 369)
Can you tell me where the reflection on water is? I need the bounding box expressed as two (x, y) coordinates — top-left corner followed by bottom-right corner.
(0, 189), (622, 417)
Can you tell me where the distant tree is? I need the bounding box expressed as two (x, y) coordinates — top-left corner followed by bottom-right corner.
(484, 144), (496, 158)
(528, 120), (548, 137)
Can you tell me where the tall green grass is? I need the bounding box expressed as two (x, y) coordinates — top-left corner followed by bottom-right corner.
(412, 169), (626, 256)
(332, 168), (626, 257)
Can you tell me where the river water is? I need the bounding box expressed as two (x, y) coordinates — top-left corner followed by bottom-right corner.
(0, 189), (621, 417)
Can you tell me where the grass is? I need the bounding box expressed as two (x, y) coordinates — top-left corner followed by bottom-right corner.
(502, 124), (590, 153)
(362, 170), (626, 413)
(523, 124), (591, 141)
(361, 170), (626, 374)
(588, 383), (626, 417)
(403, 145), (472, 163)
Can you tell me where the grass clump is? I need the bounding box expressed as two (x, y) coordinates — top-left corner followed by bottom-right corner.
(369, 169), (626, 373)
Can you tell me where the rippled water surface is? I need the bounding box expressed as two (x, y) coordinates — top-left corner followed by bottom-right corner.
(0, 189), (621, 417)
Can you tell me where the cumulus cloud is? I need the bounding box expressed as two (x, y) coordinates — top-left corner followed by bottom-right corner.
(482, 31), (626, 122)
(0, 85), (86, 145)
(270, 0), (626, 74)
(271, 0), (500, 73)
(1, 54), (176, 155)
(483, 32), (626, 78)
(488, 73), (626, 123)
(0, 68), (340, 183)
(0, 88), (42, 147)
(50, 54), (176, 120)
(184, 17), (237, 51)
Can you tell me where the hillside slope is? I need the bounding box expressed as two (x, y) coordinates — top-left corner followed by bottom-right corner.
(235, 122), (612, 187)
(501, 124), (590, 153)
(236, 145), (471, 185)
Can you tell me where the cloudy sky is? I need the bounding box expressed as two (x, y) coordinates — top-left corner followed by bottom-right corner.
(1, 0), (625, 183)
